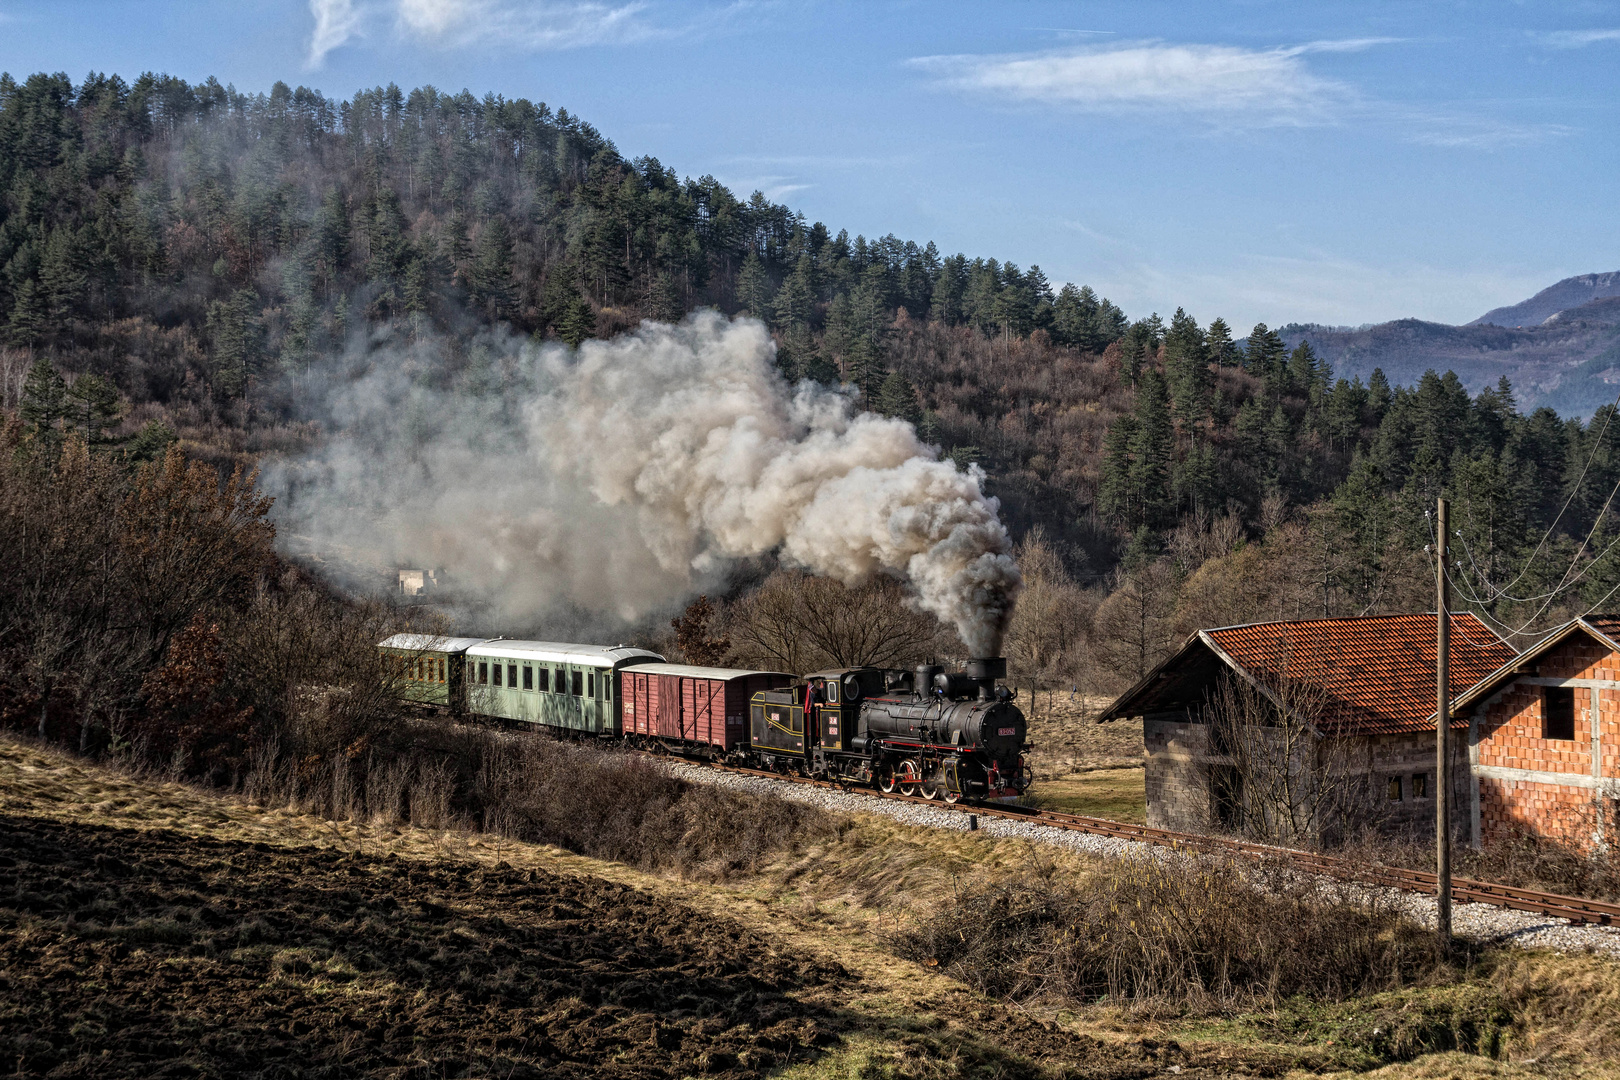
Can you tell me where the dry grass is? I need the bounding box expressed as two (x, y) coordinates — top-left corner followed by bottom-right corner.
(1028, 766), (1148, 822)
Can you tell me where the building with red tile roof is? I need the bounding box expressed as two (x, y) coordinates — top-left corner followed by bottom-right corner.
(1450, 616), (1620, 853)
(1099, 613), (1515, 840)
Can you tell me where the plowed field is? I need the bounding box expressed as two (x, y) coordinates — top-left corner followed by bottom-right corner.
(0, 814), (839, 1079)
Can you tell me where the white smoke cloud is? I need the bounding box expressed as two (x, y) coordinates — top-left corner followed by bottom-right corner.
(268, 313), (1022, 656)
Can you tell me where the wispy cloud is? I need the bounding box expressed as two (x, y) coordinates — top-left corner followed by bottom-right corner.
(913, 37), (1566, 149)
(909, 40), (1366, 125)
(1542, 28), (1620, 48)
(394, 0), (654, 50)
(307, 0), (365, 68)
(1401, 112), (1572, 150)
(306, 0), (702, 65)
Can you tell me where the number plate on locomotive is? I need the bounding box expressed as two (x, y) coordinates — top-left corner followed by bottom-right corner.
(998, 727), (1016, 736)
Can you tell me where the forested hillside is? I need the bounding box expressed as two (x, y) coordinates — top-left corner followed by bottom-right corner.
(5, 69), (1620, 698)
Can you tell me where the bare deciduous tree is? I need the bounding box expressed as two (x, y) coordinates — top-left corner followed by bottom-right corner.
(1206, 669), (1381, 847)
(727, 569), (951, 672)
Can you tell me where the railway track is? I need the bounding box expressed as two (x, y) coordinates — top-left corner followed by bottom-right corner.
(705, 760), (1620, 928)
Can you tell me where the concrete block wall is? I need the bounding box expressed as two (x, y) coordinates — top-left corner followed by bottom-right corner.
(1143, 716), (1215, 831)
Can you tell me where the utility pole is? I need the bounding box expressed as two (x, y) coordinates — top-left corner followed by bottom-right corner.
(1435, 497), (1453, 951)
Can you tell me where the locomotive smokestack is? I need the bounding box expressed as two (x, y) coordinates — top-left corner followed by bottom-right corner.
(965, 657), (1007, 701)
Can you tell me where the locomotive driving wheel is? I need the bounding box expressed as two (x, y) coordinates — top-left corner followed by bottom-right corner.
(897, 760), (921, 797)
(942, 786), (961, 804)
(919, 765), (939, 800)
(878, 766), (897, 793)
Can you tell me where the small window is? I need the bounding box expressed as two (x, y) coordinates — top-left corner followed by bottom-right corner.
(508, 664), (518, 688)
(477, 661), (488, 684)
(523, 666), (533, 691)
(493, 663), (502, 687)
(572, 670), (583, 696)
(827, 681), (839, 704)
(1544, 686), (1576, 741)
(538, 668), (550, 693)
(588, 673), (596, 698)
(603, 677), (612, 701)
(1387, 776), (1403, 802)
(1412, 773), (1428, 799)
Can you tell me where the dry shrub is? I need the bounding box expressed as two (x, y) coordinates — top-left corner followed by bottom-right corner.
(468, 731), (832, 877)
(241, 719), (832, 879)
(897, 853), (1449, 1013)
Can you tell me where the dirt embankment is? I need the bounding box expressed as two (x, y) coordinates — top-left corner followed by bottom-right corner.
(0, 814), (840, 1079)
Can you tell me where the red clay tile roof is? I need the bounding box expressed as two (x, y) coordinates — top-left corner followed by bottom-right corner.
(1578, 615), (1620, 648)
(1202, 613), (1516, 736)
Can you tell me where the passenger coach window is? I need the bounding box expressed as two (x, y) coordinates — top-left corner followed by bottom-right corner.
(493, 664), (502, 687)
(508, 664), (518, 688)
(522, 666), (533, 690)
(604, 679), (612, 701)
(588, 673), (595, 698)
(478, 662), (488, 684)
(572, 671), (583, 696)
(538, 668), (549, 692)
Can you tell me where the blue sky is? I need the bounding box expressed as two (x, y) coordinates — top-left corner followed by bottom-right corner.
(2, 1), (1616, 329)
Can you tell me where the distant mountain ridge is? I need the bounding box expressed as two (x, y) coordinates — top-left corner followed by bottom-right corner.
(1280, 273), (1620, 418)
(1469, 272), (1620, 328)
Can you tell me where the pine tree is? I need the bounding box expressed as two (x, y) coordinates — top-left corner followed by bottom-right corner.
(205, 289), (261, 398)
(64, 373), (122, 444)
(7, 279), (49, 346)
(930, 254), (966, 324)
(1245, 323), (1286, 380)
(648, 270), (683, 322)
(1164, 306), (1209, 426)
(558, 295), (596, 347)
(1287, 341), (1321, 397)
(20, 356), (67, 451)
(873, 370), (921, 423)
(772, 254), (815, 331)
(1096, 415), (1137, 525)
(735, 250), (772, 320)
(470, 214), (516, 320)
(1174, 438), (1218, 517)
(126, 418), (178, 463)
(1205, 317), (1238, 366)
(444, 210), (471, 287)
(1127, 367), (1176, 530)
(40, 226), (89, 325)
(315, 189), (350, 295)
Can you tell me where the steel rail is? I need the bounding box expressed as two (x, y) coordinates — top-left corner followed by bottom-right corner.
(701, 760), (1620, 927)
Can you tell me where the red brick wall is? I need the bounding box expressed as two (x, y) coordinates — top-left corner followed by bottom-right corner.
(1475, 634), (1617, 851)
(1476, 684), (1594, 773)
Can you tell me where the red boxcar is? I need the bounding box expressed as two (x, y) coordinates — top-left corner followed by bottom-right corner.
(620, 664), (793, 752)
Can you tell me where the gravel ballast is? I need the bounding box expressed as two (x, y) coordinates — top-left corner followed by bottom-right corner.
(670, 760), (1620, 958)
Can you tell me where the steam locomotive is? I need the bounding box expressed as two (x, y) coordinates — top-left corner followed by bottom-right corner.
(378, 635), (1029, 802)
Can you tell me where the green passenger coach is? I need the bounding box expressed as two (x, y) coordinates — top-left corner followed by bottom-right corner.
(462, 641), (663, 735)
(378, 634), (491, 709)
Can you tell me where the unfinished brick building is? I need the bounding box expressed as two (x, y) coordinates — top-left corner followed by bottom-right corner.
(1098, 614), (1515, 842)
(1452, 615), (1620, 852)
